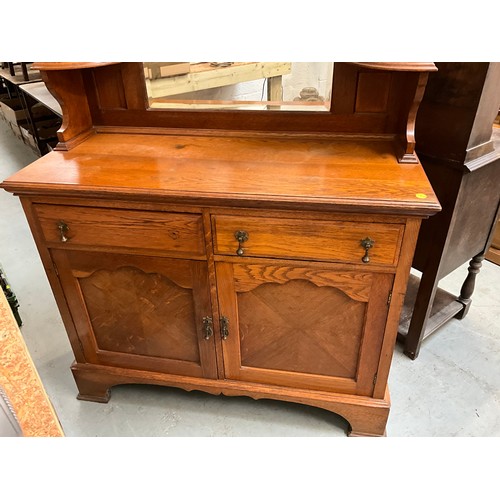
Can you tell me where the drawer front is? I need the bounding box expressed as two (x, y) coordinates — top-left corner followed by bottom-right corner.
(34, 204), (206, 257)
(213, 215), (404, 266)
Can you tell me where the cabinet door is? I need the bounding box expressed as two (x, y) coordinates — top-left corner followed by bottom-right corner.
(216, 262), (393, 396)
(52, 249), (218, 379)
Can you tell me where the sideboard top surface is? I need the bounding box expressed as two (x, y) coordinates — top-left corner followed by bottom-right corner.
(1, 132), (440, 216)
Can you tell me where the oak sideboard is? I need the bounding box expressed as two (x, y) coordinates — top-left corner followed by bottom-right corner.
(1, 62), (440, 436)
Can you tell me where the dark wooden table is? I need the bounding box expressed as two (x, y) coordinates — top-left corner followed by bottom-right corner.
(398, 63), (500, 359)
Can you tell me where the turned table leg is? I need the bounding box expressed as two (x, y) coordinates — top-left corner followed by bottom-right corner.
(455, 253), (485, 319)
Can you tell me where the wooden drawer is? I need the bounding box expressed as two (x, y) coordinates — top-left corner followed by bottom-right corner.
(212, 214), (404, 266)
(33, 204), (206, 258)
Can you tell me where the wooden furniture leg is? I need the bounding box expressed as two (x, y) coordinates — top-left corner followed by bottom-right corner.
(455, 253), (485, 319)
(71, 361), (391, 436)
(400, 252), (488, 358)
(72, 364), (112, 403)
(402, 269), (440, 360)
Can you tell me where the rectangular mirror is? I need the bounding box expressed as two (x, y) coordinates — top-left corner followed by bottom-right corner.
(144, 62), (334, 112)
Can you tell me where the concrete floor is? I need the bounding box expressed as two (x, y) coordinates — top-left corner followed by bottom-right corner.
(1, 117), (499, 437)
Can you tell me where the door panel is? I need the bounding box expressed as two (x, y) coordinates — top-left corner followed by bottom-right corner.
(52, 249), (217, 378)
(238, 279), (365, 378)
(217, 262), (393, 396)
(79, 266), (200, 362)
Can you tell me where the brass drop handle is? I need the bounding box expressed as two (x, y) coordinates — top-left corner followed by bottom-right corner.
(57, 221), (69, 242)
(202, 316), (213, 340)
(234, 230), (249, 256)
(360, 237), (375, 263)
(220, 316), (229, 340)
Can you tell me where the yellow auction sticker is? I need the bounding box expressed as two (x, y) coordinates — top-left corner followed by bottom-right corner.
(416, 193), (428, 199)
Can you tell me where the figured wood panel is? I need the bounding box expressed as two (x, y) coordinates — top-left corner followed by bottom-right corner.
(232, 264), (372, 301)
(34, 204), (205, 258)
(52, 250), (217, 378)
(238, 279), (366, 378)
(80, 266), (199, 362)
(213, 215), (403, 266)
(217, 262), (392, 396)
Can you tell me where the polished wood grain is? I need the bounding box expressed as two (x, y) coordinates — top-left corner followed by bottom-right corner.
(399, 72), (429, 163)
(70, 360), (391, 435)
(34, 203), (206, 258)
(1, 133), (440, 216)
(373, 218), (421, 397)
(71, 62), (433, 145)
(83, 63), (148, 113)
(216, 261), (393, 397)
(1, 62), (440, 436)
(80, 267), (200, 361)
(213, 214), (404, 266)
(20, 199), (87, 363)
(231, 264), (373, 301)
(24, 62), (438, 166)
(202, 209), (226, 379)
(0, 128), (435, 435)
(332, 63), (429, 163)
(52, 250), (218, 379)
(38, 69), (94, 149)
(237, 280), (366, 378)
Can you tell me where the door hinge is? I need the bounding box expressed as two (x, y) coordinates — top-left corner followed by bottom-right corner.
(53, 262), (59, 277)
(387, 291), (392, 305)
(373, 374), (378, 386)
